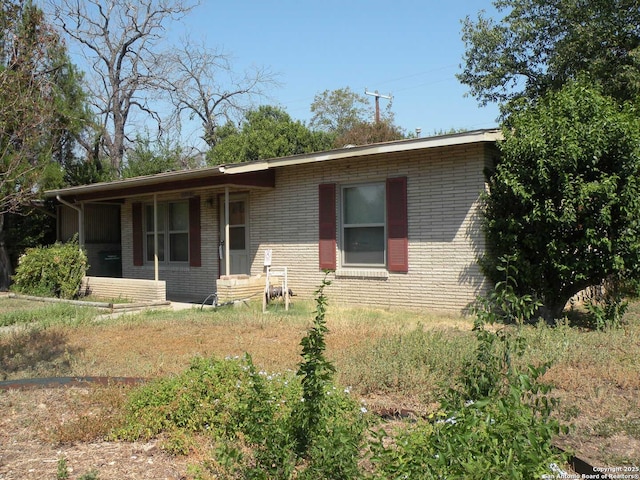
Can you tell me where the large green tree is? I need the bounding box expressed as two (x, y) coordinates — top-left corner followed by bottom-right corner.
(207, 106), (333, 164)
(0, 1), (90, 289)
(309, 87), (372, 136)
(484, 80), (640, 321)
(459, 0), (640, 111)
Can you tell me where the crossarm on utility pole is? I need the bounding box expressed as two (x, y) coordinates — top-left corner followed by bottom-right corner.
(365, 88), (393, 123)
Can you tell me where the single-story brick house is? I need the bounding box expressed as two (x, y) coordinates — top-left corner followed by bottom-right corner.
(46, 129), (501, 312)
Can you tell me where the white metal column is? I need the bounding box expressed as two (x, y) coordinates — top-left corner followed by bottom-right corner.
(224, 187), (230, 276)
(153, 194), (159, 282)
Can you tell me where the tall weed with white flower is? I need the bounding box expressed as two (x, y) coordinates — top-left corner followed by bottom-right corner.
(222, 272), (369, 479)
(290, 270), (370, 479)
(370, 258), (569, 479)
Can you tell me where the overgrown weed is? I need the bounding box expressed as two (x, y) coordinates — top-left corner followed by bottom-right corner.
(0, 327), (76, 380)
(112, 272), (370, 478)
(339, 327), (475, 404)
(370, 257), (568, 478)
(0, 302), (96, 328)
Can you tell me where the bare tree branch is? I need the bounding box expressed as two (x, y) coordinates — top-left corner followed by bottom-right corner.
(50, 0), (198, 173)
(164, 38), (279, 148)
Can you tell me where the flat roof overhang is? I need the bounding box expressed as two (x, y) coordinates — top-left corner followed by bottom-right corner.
(46, 129), (502, 204)
(48, 169), (276, 203)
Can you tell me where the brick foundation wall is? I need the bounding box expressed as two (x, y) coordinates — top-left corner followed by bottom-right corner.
(81, 276), (166, 303)
(216, 274), (265, 303)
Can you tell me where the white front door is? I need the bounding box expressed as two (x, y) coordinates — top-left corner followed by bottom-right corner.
(219, 195), (250, 276)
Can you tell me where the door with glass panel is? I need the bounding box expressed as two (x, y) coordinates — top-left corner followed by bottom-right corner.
(219, 195), (249, 275)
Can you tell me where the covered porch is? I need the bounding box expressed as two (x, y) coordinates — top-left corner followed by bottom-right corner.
(47, 165), (276, 304)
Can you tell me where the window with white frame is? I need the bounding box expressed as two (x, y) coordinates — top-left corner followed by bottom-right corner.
(145, 201), (189, 263)
(341, 183), (385, 266)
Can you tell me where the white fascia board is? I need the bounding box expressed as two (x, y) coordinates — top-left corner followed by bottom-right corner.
(222, 129), (502, 175)
(219, 161), (270, 174)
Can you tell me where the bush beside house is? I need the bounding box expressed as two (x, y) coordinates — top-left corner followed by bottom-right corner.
(12, 238), (88, 299)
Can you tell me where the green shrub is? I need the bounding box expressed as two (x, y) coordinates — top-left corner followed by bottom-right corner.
(370, 258), (568, 478)
(11, 237), (88, 299)
(115, 272), (370, 479)
(115, 353), (367, 478)
(372, 340), (567, 478)
(115, 354), (298, 445)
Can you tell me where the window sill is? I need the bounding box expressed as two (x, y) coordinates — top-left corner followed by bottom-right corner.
(141, 263), (190, 271)
(335, 268), (389, 279)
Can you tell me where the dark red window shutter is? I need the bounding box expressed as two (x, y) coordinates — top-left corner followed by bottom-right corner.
(189, 196), (201, 267)
(132, 202), (143, 267)
(318, 183), (336, 270)
(387, 177), (408, 273)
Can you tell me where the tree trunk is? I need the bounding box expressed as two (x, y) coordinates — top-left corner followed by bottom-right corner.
(539, 296), (571, 324)
(0, 214), (12, 291)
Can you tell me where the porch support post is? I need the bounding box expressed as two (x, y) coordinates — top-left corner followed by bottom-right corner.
(153, 194), (159, 282)
(79, 203), (85, 248)
(224, 187), (230, 276)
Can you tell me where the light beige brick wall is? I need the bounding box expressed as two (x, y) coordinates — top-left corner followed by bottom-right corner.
(118, 144), (493, 312)
(216, 275), (266, 303)
(247, 144), (493, 313)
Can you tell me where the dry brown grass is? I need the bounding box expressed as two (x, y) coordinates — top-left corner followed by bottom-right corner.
(1, 295), (639, 470)
(8, 301), (468, 380)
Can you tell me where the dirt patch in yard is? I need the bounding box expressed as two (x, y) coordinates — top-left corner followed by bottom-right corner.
(2, 383), (637, 479)
(0, 387), (190, 480)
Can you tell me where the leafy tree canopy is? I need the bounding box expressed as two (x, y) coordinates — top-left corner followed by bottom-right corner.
(459, 0), (640, 112)
(207, 106), (333, 165)
(122, 133), (201, 178)
(1, 0), (90, 213)
(483, 80), (640, 321)
(334, 120), (405, 147)
(1, 0), (92, 289)
(309, 87), (372, 135)
(309, 87), (405, 147)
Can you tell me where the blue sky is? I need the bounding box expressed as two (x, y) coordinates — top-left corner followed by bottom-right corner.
(180, 0), (501, 137)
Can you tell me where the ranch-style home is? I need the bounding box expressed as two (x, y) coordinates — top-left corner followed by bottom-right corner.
(46, 129), (502, 313)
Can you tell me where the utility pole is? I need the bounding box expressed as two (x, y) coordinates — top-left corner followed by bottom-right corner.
(365, 88), (392, 123)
